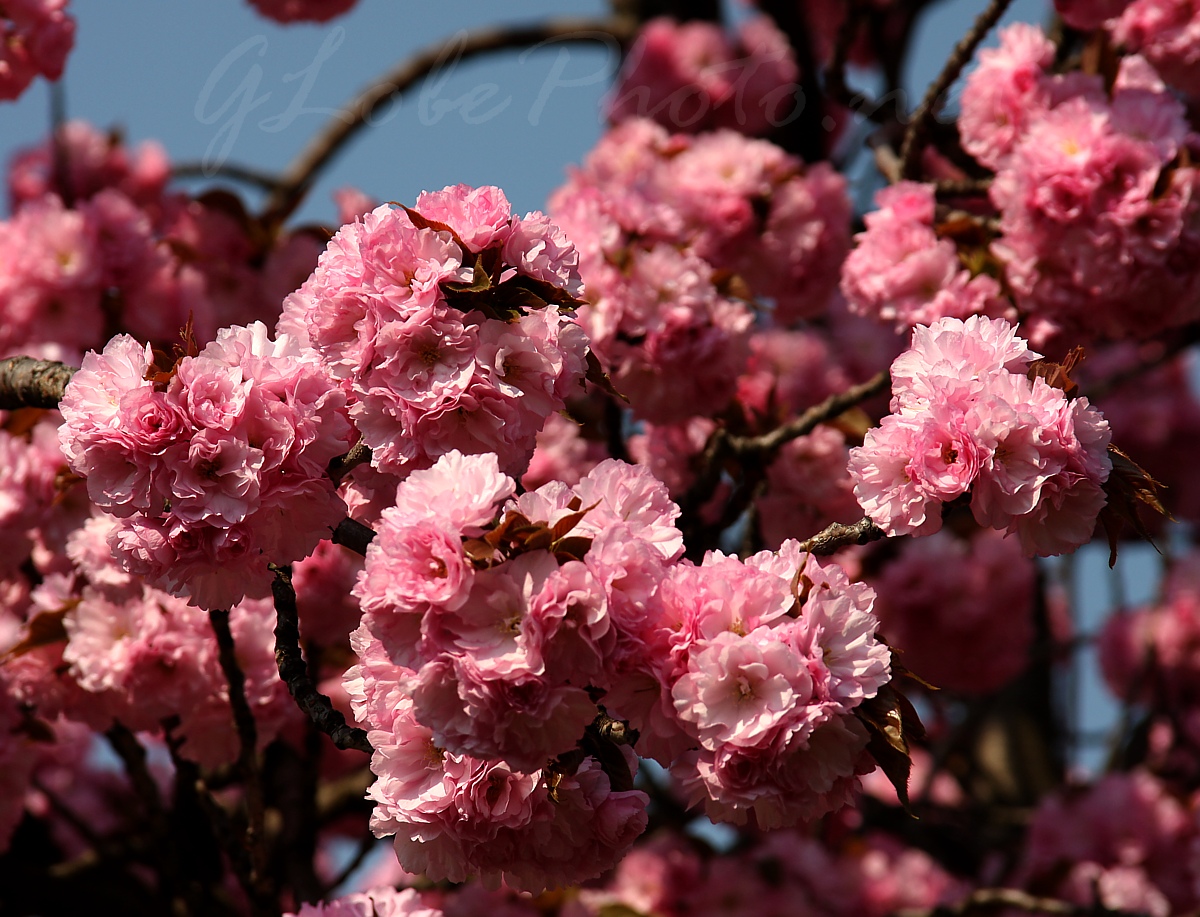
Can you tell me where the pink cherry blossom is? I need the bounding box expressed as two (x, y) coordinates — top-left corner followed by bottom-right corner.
(246, 0), (358, 22)
(0, 0), (75, 101)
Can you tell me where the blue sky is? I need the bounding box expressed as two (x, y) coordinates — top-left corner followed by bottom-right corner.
(1, 0), (1046, 222)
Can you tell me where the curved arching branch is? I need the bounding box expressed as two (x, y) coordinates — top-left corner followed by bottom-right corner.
(261, 15), (639, 227)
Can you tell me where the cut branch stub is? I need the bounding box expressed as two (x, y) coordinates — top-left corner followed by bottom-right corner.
(0, 356), (77, 410)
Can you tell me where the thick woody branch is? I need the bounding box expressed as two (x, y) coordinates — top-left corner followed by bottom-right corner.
(330, 517), (377, 556)
(799, 516), (887, 556)
(271, 565), (373, 755)
(0, 356), (77, 410)
(758, 0), (826, 161)
(898, 0), (1015, 180)
(262, 15), (638, 226)
(327, 440), (372, 486)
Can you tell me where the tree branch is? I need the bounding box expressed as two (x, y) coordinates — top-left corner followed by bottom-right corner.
(728, 369), (890, 456)
(207, 608), (270, 904)
(105, 722), (170, 836)
(271, 565), (373, 755)
(0, 356), (76, 410)
(679, 369), (889, 521)
(172, 161), (284, 192)
(261, 15), (638, 227)
(898, 0), (1015, 180)
(330, 517), (377, 556)
(164, 730), (267, 916)
(326, 440), (372, 487)
(758, 0), (826, 161)
(799, 516), (887, 556)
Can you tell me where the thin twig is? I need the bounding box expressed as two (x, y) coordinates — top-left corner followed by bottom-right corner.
(105, 722), (169, 832)
(271, 565), (373, 755)
(207, 608), (270, 903)
(934, 177), (993, 198)
(0, 356), (77, 409)
(261, 15), (638, 227)
(898, 0), (1015, 180)
(799, 516), (887, 556)
(728, 369), (890, 456)
(678, 370), (889, 525)
(322, 830), (379, 898)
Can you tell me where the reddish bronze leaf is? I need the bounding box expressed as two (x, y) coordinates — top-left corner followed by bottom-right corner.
(1, 606), (73, 661)
(400, 204), (472, 258)
(552, 536), (593, 563)
(550, 501), (600, 541)
(1098, 444), (1170, 567)
(585, 350), (628, 402)
(1026, 346), (1085, 398)
(462, 537), (498, 567)
(855, 683), (925, 814)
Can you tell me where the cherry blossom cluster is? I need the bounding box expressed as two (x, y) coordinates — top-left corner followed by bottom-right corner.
(959, 25), (1200, 344)
(344, 449), (895, 885)
(1057, 0), (1200, 96)
(1100, 553), (1200, 758)
(279, 184), (588, 476)
(286, 887), (439, 917)
(840, 181), (1013, 331)
(608, 16), (799, 135)
(848, 315), (1112, 556)
(574, 828), (965, 917)
(0, 0), (74, 101)
(344, 451), (671, 888)
(549, 118), (849, 422)
(5, 515), (294, 768)
(1018, 770), (1200, 916)
(57, 322), (353, 608)
(646, 542), (891, 828)
(0, 121), (325, 363)
(867, 529), (1035, 694)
